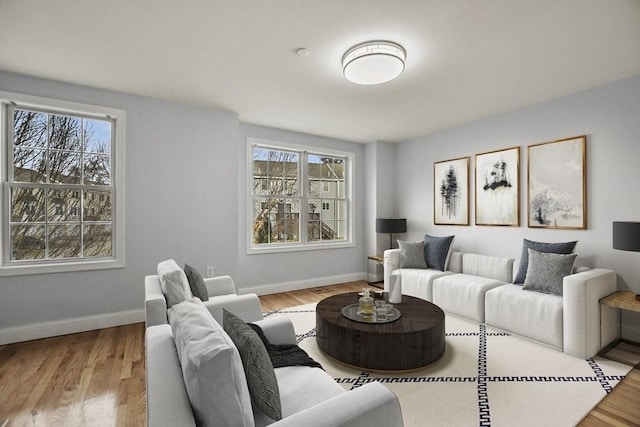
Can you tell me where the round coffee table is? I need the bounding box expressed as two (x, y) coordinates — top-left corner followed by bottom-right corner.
(316, 292), (445, 371)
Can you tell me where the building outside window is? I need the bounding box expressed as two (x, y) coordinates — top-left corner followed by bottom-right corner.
(0, 92), (125, 276)
(249, 138), (353, 252)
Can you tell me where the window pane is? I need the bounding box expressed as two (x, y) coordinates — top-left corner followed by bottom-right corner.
(11, 225), (45, 260)
(84, 119), (111, 154)
(49, 114), (82, 151)
(49, 150), (81, 184)
(13, 110), (47, 148)
(308, 220), (321, 242)
(83, 190), (112, 221)
(84, 153), (111, 185)
(11, 187), (45, 222)
(83, 224), (112, 257)
(13, 147), (47, 182)
(253, 198), (275, 244)
(308, 154), (322, 178)
(48, 225), (81, 258)
(48, 189), (80, 222)
(334, 220), (347, 240)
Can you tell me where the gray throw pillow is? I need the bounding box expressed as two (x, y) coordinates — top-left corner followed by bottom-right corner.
(398, 240), (427, 269)
(223, 309), (282, 421)
(184, 264), (209, 302)
(513, 238), (577, 284)
(424, 234), (455, 271)
(522, 249), (578, 296)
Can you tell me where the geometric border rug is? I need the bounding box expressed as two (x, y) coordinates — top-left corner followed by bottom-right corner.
(266, 303), (632, 427)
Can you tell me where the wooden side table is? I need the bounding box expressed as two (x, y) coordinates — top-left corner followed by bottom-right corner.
(599, 291), (640, 365)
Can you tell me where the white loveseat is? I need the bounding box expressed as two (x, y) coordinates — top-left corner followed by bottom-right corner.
(145, 263), (403, 427)
(384, 249), (617, 359)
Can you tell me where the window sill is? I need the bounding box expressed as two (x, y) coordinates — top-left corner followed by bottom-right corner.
(247, 241), (355, 255)
(0, 259), (125, 277)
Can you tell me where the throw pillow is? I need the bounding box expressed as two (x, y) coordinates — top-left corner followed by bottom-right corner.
(157, 259), (193, 308)
(168, 299), (253, 427)
(513, 239), (577, 284)
(424, 234), (455, 271)
(397, 240), (427, 269)
(183, 264), (209, 302)
(522, 249), (578, 296)
(223, 309), (282, 421)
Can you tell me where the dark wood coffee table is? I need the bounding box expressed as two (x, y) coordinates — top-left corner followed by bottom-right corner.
(316, 292), (445, 371)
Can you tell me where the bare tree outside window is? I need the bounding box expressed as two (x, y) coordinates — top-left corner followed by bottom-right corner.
(251, 143), (349, 248)
(9, 108), (114, 261)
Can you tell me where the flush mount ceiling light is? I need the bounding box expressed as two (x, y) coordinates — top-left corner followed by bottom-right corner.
(342, 40), (406, 85)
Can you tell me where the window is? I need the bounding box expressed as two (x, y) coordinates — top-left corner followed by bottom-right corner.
(1, 91), (125, 275)
(249, 138), (353, 252)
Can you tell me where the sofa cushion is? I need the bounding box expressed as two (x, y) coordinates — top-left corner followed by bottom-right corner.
(183, 263), (209, 301)
(424, 234), (455, 271)
(513, 239), (577, 284)
(432, 273), (506, 322)
(252, 366), (345, 425)
(461, 253), (514, 283)
(398, 240), (427, 269)
(522, 249), (577, 296)
(157, 259), (193, 308)
(168, 299), (254, 427)
(485, 284), (563, 349)
(223, 309), (282, 421)
(394, 268), (453, 302)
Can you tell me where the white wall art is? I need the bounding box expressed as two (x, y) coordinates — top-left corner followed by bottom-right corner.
(475, 146), (520, 226)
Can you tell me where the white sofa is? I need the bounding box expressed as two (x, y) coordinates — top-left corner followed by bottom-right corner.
(145, 265), (404, 427)
(384, 249), (617, 359)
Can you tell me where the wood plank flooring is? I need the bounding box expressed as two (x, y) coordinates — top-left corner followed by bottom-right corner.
(0, 280), (637, 427)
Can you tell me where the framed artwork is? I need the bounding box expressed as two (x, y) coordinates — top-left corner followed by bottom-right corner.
(434, 156), (469, 225)
(527, 135), (586, 229)
(475, 146), (520, 226)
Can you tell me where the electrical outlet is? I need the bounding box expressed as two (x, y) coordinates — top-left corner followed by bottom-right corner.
(206, 266), (215, 277)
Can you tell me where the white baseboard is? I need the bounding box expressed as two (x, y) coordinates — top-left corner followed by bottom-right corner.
(0, 308), (145, 345)
(240, 272), (367, 296)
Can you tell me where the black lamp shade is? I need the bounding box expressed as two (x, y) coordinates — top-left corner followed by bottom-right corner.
(613, 221), (640, 252)
(376, 218), (407, 234)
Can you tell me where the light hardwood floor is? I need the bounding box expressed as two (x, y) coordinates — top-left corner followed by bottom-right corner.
(0, 281), (638, 427)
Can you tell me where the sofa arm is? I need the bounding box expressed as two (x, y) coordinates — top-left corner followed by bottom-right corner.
(253, 316), (297, 345)
(270, 382), (403, 427)
(145, 275), (168, 327)
(204, 275), (237, 297)
(384, 249), (402, 292)
(563, 268), (617, 359)
(205, 293), (264, 324)
(146, 325), (196, 427)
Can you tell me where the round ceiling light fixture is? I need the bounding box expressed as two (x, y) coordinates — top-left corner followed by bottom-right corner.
(342, 40), (406, 85)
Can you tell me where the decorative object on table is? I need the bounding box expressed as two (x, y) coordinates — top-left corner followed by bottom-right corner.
(389, 274), (403, 303)
(612, 221), (640, 300)
(357, 288), (375, 317)
(434, 156), (469, 225)
(341, 303), (400, 324)
(376, 218), (407, 249)
(527, 135), (586, 229)
(475, 146), (520, 226)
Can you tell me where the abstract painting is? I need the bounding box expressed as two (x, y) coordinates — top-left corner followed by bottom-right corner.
(528, 136), (586, 229)
(434, 157), (469, 225)
(475, 146), (520, 226)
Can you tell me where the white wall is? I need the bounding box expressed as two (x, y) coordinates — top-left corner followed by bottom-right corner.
(236, 123), (368, 295)
(0, 71), (241, 341)
(394, 75), (640, 340)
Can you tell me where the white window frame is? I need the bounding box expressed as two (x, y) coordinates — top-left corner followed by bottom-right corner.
(0, 91), (126, 276)
(247, 137), (355, 254)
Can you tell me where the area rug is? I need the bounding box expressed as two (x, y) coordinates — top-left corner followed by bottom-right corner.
(265, 303), (632, 427)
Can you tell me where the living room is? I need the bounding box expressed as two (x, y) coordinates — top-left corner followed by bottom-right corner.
(1, 1), (639, 426)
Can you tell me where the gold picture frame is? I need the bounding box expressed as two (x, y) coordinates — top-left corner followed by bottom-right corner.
(475, 146), (520, 226)
(434, 156), (469, 226)
(527, 135), (586, 229)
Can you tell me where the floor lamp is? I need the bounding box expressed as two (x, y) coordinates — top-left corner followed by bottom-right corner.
(612, 221), (640, 300)
(376, 218), (407, 249)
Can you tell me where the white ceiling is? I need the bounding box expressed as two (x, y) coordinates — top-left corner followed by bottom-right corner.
(1, 0), (639, 143)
